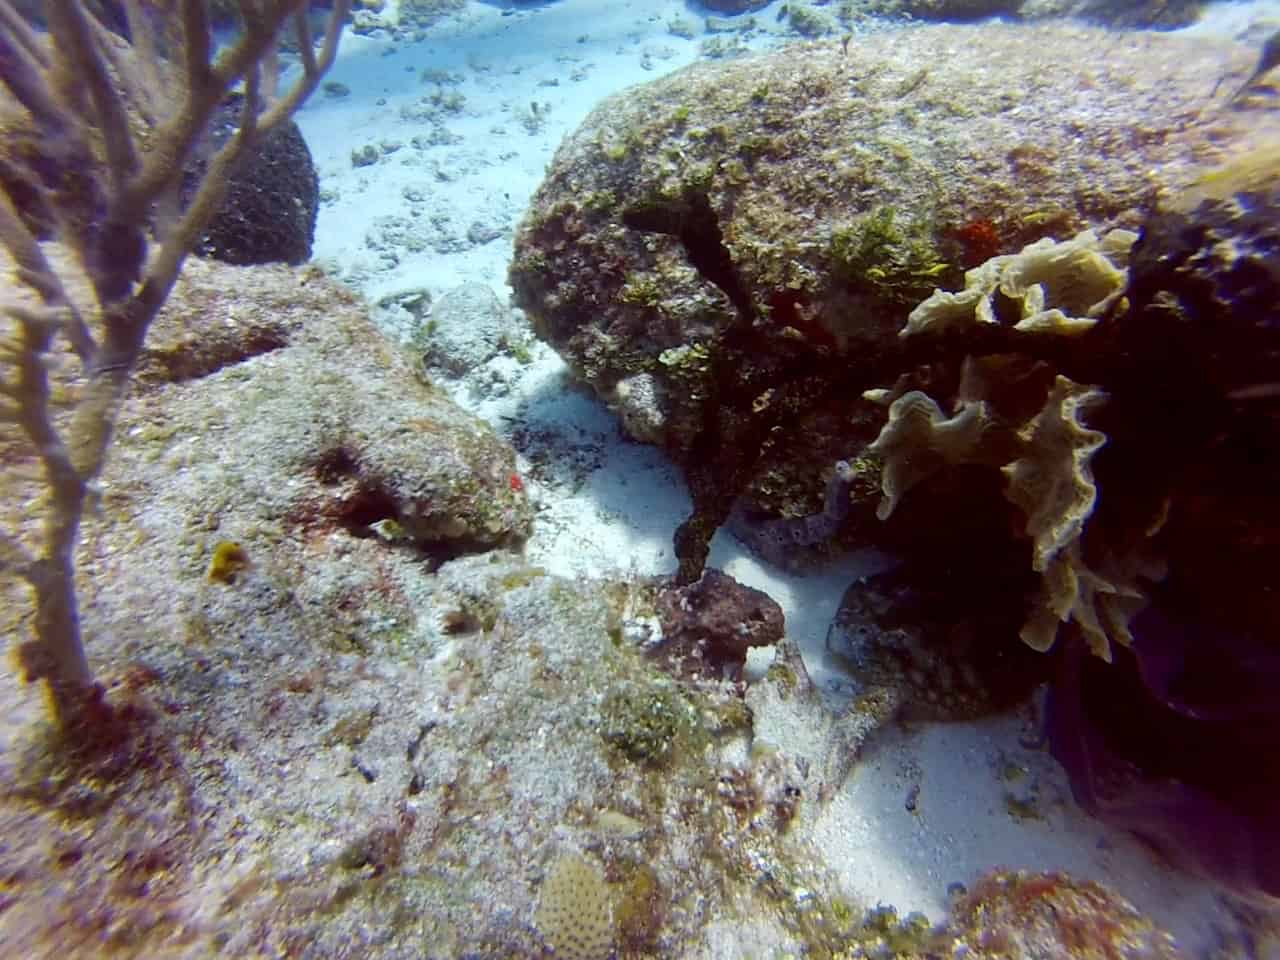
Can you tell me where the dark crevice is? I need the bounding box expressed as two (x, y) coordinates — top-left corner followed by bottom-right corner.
(136, 327), (290, 386)
(311, 446), (361, 485)
(332, 487), (400, 536)
(306, 447), (519, 569)
(622, 191), (755, 322)
(626, 189), (846, 581)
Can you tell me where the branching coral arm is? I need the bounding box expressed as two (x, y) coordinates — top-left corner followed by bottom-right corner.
(0, 192), (96, 365)
(0, 0), (350, 733)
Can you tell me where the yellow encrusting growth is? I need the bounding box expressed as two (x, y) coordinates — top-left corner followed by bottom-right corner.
(535, 853), (615, 960)
(207, 540), (249, 584)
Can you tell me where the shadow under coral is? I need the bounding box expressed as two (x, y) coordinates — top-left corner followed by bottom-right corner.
(1048, 595), (1280, 904)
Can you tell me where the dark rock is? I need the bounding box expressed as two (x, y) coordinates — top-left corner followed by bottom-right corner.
(828, 559), (1048, 722)
(1119, 146), (1280, 407)
(699, 0), (770, 13)
(652, 569), (784, 681)
(1, 26), (325, 267)
(896, 0), (1020, 20)
(1048, 614), (1280, 901)
(1020, 0), (1203, 28)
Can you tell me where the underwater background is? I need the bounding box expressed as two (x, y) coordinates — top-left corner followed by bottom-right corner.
(1, 0), (1279, 956)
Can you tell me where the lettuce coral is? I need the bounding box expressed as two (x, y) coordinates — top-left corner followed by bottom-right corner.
(864, 366), (1143, 660)
(864, 393), (993, 520)
(1002, 375), (1108, 575)
(900, 229), (1136, 339)
(1022, 541), (1145, 660)
(861, 227), (1166, 660)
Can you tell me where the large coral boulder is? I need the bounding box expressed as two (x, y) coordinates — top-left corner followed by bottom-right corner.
(184, 96), (321, 266)
(512, 23), (1273, 460)
(0, 253), (535, 668)
(511, 22), (1279, 578)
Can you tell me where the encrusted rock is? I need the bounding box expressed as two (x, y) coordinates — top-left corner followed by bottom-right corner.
(652, 568), (785, 681)
(511, 24), (1277, 578)
(828, 564), (1048, 723)
(946, 870), (1181, 959)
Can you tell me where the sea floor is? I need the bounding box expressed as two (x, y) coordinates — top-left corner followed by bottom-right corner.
(287, 0), (1280, 953)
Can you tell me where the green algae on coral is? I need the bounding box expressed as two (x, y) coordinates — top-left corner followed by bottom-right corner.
(829, 207), (952, 305)
(599, 683), (690, 766)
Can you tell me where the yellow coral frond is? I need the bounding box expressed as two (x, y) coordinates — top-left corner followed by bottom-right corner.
(866, 391), (991, 520)
(900, 230), (1134, 339)
(1020, 542), (1147, 661)
(1001, 375), (1108, 574)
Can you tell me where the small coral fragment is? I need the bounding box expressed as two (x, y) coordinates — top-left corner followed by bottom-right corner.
(207, 540), (249, 584)
(535, 853), (615, 960)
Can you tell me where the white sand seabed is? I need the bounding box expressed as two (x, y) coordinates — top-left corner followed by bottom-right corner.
(290, 0), (1276, 951)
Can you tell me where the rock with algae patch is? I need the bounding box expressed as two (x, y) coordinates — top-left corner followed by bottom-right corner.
(511, 23), (1276, 461)
(946, 869), (1181, 960)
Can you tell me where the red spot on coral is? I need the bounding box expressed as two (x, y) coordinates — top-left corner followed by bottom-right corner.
(509, 472), (524, 492)
(955, 218), (1002, 267)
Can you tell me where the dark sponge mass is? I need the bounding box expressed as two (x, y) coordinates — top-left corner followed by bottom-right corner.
(185, 94), (321, 267)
